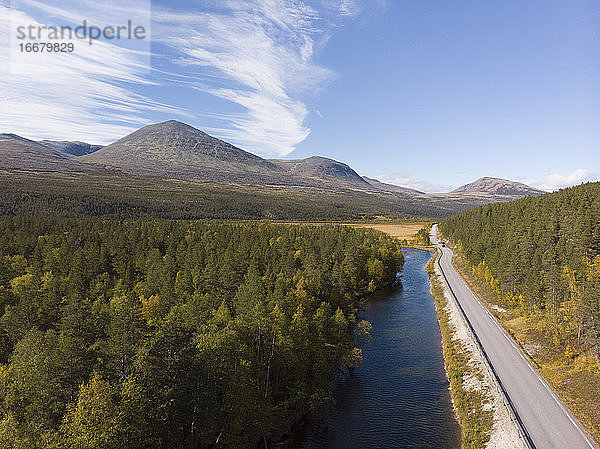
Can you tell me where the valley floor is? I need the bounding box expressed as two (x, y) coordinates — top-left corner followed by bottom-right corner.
(346, 222), (429, 241)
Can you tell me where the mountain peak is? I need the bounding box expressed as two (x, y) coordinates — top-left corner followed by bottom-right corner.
(1, 133), (40, 144)
(0, 132), (95, 171)
(0, 133), (62, 155)
(149, 120), (200, 132)
(122, 120), (213, 139)
(452, 177), (545, 196)
(270, 155), (369, 186)
(79, 120), (281, 180)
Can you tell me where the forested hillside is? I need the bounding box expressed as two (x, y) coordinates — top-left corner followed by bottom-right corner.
(0, 218), (403, 448)
(440, 182), (600, 358)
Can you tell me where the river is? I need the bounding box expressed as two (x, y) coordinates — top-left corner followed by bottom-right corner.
(300, 248), (461, 449)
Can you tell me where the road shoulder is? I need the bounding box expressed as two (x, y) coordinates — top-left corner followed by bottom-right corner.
(448, 249), (600, 447)
(427, 253), (526, 449)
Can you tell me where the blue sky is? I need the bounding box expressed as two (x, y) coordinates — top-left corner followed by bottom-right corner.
(1, 0), (598, 192)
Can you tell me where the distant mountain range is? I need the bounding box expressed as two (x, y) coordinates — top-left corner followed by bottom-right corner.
(0, 120), (546, 215)
(39, 140), (104, 158)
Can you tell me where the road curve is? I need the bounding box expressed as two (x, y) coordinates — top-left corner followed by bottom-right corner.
(431, 224), (597, 449)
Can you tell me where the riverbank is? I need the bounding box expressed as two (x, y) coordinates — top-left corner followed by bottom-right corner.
(299, 249), (460, 449)
(426, 254), (526, 449)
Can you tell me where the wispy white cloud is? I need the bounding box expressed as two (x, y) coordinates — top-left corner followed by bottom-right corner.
(152, 0), (339, 156)
(368, 172), (455, 193)
(524, 168), (598, 192)
(0, 1), (184, 144)
(1, 0), (384, 152)
(338, 0), (360, 17)
(320, 0), (386, 18)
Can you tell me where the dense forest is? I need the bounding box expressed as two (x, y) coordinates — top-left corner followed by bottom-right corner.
(0, 218), (404, 448)
(440, 182), (600, 358)
(0, 173), (452, 220)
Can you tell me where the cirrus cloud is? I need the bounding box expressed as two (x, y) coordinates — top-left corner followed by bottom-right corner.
(0, 0), (184, 144)
(151, 0), (337, 156)
(1, 0), (385, 154)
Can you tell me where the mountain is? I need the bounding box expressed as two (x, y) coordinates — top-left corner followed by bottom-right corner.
(423, 176), (546, 211)
(451, 177), (545, 196)
(79, 120), (283, 182)
(79, 121), (378, 189)
(270, 156), (369, 186)
(1, 123), (377, 189)
(0, 122), (549, 218)
(363, 176), (425, 196)
(39, 140), (103, 157)
(0, 133), (71, 170)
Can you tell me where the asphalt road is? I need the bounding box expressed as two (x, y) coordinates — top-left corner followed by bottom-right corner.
(431, 224), (597, 449)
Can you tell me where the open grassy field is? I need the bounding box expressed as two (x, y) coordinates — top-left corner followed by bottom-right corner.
(347, 222), (431, 241)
